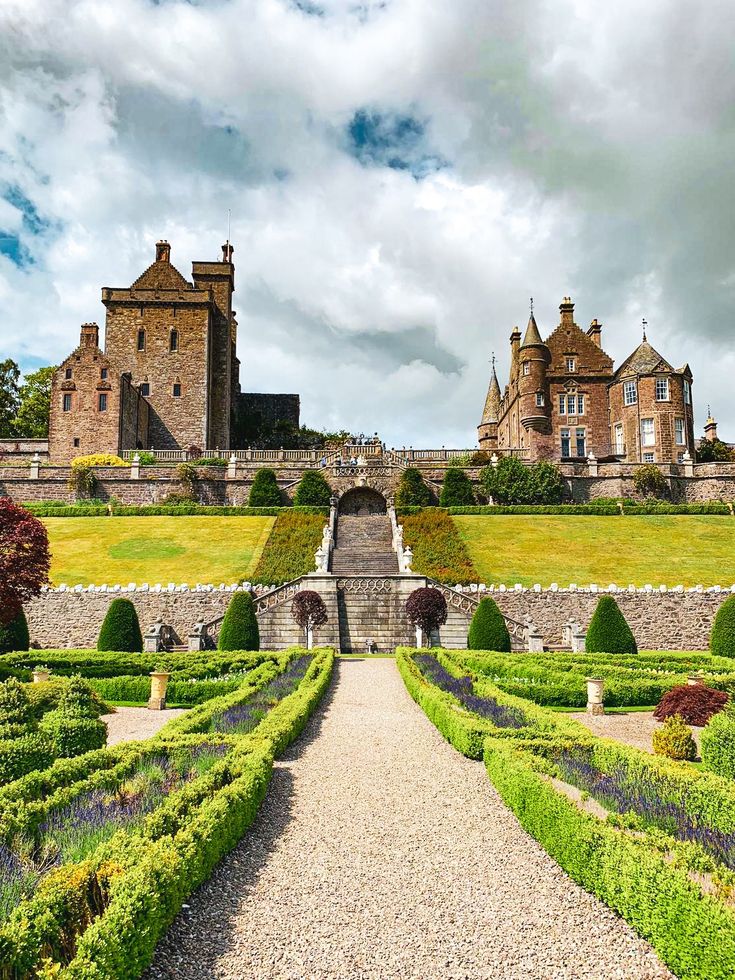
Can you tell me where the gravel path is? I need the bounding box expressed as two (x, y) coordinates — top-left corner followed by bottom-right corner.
(104, 706), (186, 746)
(571, 710), (703, 755)
(146, 660), (672, 980)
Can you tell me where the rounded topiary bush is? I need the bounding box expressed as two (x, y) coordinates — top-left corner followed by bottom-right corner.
(0, 608), (29, 653)
(0, 731), (54, 785)
(701, 703), (735, 778)
(653, 683), (728, 726)
(218, 592), (260, 651)
(97, 598), (143, 653)
(711, 595), (735, 658)
(395, 468), (431, 508)
(248, 468), (282, 507)
(467, 597), (511, 652)
(439, 468), (475, 507)
(39, 711), (106, 758)
(294, 470), (332, 507)
(585, 595), (637, 655)
(652, 714), (697, 761)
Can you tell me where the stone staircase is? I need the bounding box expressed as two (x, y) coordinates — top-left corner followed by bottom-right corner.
(330, 515), (400, 576)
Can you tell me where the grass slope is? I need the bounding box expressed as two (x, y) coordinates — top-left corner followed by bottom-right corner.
(44, 516), (274, 586)
(455, 515), (735, 587)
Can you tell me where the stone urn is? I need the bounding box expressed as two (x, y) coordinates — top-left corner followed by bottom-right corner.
(686, 674), (703, 687)
(32, 667), (51, 684)
(586, 677), (605, 716)
(148, 671), (171, 711)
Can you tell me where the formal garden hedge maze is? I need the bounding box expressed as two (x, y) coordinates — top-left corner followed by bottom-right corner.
(397, 647), (735, 980)
(0, 646), (334, 978)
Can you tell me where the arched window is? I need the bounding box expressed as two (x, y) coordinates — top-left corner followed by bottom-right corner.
(137, 329), (146, 352)
(170, 329), (179, 352)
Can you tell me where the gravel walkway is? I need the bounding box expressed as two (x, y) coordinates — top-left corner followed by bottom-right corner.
(146, 660), (672, 980)
(104, 706), (186, 746)
(571, 710), (703, 755)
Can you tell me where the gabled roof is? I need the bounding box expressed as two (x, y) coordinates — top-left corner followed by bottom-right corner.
(481, 364), (502, 423)
(131, 260), (192, 291)
(520, 312), (544, 348)
(615, 339), (674, 378)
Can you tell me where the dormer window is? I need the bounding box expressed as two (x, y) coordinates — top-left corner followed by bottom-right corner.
(137, 329), (146, 352)
(566, 357), (576, 373)
(170, 329), (179, 352)
(655, 377), (669, 401)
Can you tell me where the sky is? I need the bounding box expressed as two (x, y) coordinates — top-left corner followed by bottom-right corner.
(1, 0), (734, 448)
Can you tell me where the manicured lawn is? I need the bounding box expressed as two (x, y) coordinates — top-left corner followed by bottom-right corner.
(454, 515), (735, 587)
(43, 516), (275, 586)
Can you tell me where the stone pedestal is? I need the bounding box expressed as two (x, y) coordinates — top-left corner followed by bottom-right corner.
(32, 668), (50, 684)
(586, 677), (605, 715)
(130, 454), (141, 480)
(148, 671), (171, 710)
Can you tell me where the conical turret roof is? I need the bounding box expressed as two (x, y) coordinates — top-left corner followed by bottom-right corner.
(481, 362), (502, 424)
(520, 312), (544, 348)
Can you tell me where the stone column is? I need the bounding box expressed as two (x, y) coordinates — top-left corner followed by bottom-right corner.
(586, 677), (605, 715)
(587, 452), (598, 477)
(682, 451), (694, 478)
(130, 454), (141, 480)
(227, 454), (237, 480)
(30, 453), (40, 480)
(526, 623), (544, 652)
(148, 671), (171, 710)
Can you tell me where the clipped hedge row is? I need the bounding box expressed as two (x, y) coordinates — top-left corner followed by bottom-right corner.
(24, 504), (329, 518)
(395, 503), (732, 516)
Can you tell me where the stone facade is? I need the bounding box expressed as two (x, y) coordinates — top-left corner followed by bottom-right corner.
(479, 298), (696, 464)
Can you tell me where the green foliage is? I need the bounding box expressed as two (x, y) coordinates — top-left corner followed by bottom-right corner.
(467, 597), (511, 652)
(527, 461), (565, 504)
(633, 464), (669, 499)
(395, 467), (432, 507)
(252, 511), (324, 585)
(0, 677), (32, 733)
(0, 731), (54, 785)
(711, 595), (735, 658)
(439, 468), (475, 507)
(14, 366), (55, 438)
(218, 592), (260, 652)
(68, 463), (97, 498)
(0, 608), (29, 653)
(248, 468), (283, 507)
(401, 509), (479, 584)
(696, 438), (734, 463)
(0, 358), (20, 437)
(652, 714), (697, 761)
(97, 599), (143, 653)
(483, 457), (564, 505)
(702, 703), (735, 778)
(585, 595), (637, 655)
(293, 469), (332, 507)
(25, 676), (110, 720)
(38, 711), (107, 758)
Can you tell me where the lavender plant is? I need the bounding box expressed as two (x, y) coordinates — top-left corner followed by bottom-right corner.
(210, 656), (311, 735)
(415, 655), (527, 729)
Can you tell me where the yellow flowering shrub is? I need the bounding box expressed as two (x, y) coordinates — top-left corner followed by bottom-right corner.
(70, 454), (129, 468)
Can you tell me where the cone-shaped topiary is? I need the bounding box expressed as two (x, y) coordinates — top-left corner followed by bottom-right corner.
(294, 470), (332, 506)
(248, 468), (283, 507)
(585, 595), (637, 655)
(218, 592), (260, 651)
(711, 595), (735, 658)
(97, 598), (143, 653)
(395, 468), (431, 508)
(439, 468), (475, 507)
(467, 597), (511, 651)
(0, 607), (29, 653)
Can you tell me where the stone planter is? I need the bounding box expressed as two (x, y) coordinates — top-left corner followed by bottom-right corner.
(148, 671), (171, 710)
(686, 674), (703, 686)
(586, 677), (605, 716)
(32, 668), (51, 684)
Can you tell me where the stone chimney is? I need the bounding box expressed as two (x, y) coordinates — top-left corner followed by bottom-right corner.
(155, 240), (171, 263)
(704, 410), (718, 442)
(587, 318), (602, 347)
(560, 296), (575, 329)
(80, 322), (99, 348)
(221, 241), (234, 263)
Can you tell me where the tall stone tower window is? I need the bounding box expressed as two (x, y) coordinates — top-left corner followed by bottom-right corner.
(65, 367), (72, 380)
(641, 418), (655, 446)
(137, 329), (146, 352)
(172, 383), (182, 397)
(624, 380), (638, 405)
(535, 392), (544, 407)
(98, 393), (108, 412)
(101, 368), (108, 380)
(655, 377), (670, 401)
(684, 380), (691, 404)
(675, 418), (685, 445)
(140, 382), (150, 397)
(170, 329), (179, 352)
(522, 362), (530, 376)
(62, 394), (72, 412)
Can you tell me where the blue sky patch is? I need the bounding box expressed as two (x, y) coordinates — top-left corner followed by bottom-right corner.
(347, 109), (446, 178)
(0, 186), (50, 267)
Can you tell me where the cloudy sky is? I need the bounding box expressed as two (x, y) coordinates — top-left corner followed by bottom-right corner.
(1, 0), (734, 447)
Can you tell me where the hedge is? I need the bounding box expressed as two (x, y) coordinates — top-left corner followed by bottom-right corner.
(711, 595), (735, 658)
(701, 704), (735, 778)
(467, 597), (510, 652)
(252, 510), (325, 585)
(0, 609), (29, 653)
(23, 504), (328, 518)
(218, 592), (260, 651)
(400, 509), (479, 585)
(0, 650), (276, 682)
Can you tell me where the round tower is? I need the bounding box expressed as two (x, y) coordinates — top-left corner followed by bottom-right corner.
(518, 310), (551, 432)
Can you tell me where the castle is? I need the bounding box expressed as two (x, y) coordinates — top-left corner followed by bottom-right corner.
(478, 298), (695, 464)
(48, 240), (299, 462)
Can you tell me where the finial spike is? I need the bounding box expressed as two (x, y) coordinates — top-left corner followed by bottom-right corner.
(642, 317), (647, 341)
(530, 296), (534, 315)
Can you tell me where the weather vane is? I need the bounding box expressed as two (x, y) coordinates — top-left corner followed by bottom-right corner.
(530, 296), (534, 315)
(642, 317), (647, 341)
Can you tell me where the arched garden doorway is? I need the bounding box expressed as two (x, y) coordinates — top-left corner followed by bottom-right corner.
(337, 487), (387, 516)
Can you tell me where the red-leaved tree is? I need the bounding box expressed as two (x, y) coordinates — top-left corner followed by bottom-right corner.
(0, 498), (50, 625)
(405, 587), (447, 646)
(291, 590), (328, 649)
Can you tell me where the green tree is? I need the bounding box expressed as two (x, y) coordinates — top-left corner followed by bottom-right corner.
(528, 461), (564, 504)
(294, 469), (332, 506)
(218, 592), (260, 651)
(467, 597), (511, 651)
(439, 468), (475, 507)
(711, 595), (735, 658)
(97, 598), (143, 653)
(482, 456), (530, 504)
(696, 438), (734, 463)
(395, 467), (431, 507)
(248, 468), (283, 507)
(14, 366), (55, 437)
(585, 595), (637, 655)
(0, 608), (29, 653)
(633, 464), (669, 499)
(0, 359), (21, 438)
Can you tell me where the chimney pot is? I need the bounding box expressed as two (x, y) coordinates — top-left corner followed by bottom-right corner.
(221, 242), (234, 263)
(80, 322), (99, 348)
(155, 240), (171, 263)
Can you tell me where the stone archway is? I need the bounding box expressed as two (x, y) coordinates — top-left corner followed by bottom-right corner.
(337, 487), (388, 516)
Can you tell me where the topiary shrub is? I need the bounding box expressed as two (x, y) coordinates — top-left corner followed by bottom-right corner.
(248, 468), (283, 507)
(585, 595), (637, 655)
(711, 595), (735, 658)
(0, 607), (29, 653)
(0, 676), (33, 736)
(38, 710), (106, 758)
(218, 592), (260, 651)
(653, 683), (728, 726)
(701, 702), (735, 778)
(294, 470), (332, 507)
(652, 714), (697, 761)
(439, 468), (475, 507)
(26, 676), (110, 721)
(467, 597), (511, 652)
(97, 598), (143, 653)
(0, 731), (54, 784)
(395, 468), (432, 507)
